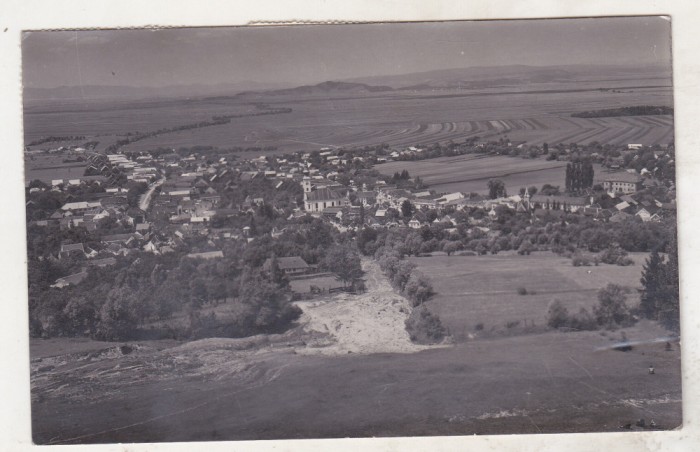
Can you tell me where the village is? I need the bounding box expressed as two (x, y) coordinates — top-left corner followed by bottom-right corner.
(19, 18), (685, 445)
(24, 138), (676, 292)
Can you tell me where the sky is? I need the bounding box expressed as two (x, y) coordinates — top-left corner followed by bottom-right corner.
(22, 16), (672, 89)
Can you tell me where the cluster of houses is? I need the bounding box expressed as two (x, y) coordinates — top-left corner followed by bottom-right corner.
(28, 141), (675, 289)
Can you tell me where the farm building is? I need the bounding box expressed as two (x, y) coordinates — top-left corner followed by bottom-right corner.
(602, 172), (643, 194)
(264, 256), (310, 276)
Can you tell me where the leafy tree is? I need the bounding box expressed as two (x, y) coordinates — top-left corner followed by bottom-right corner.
(405, 306), (446, 344)
(401, 199), (415, 219)
(487, 179), (507, 199)
(594, 284), (631, 326)
(357, 227), (378, 256)
(267, 256), (290, 289)
(322, 244), (363, 287)
(443, 241), (461, 256)
(547, 299), (570, 328)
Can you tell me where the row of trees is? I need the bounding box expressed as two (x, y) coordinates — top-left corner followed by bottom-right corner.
(105, 107), (293, 153)
(565, 161), (594, 193)
(362, 227), (445, 344)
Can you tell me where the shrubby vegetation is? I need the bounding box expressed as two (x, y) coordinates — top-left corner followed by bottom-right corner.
(546, 283), (633, 331)
(404, 306), (446, 344)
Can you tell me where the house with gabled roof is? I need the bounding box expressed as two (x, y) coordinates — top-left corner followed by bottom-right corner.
(603, 172), (643, 194)
(263, 256), (310, 276)
(59, 243), (85, 260)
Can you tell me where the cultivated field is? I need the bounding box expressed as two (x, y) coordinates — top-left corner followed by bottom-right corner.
(25, 154), (88, 183)
(376, 154), (606, 194)
(23, 73), (673, 154)
(410, 252), (647, 341)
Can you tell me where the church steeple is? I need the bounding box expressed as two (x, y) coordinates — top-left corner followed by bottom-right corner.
(523, 188), (531, 210)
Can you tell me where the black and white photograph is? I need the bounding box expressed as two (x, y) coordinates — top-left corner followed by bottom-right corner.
(19, 15), (683, 446)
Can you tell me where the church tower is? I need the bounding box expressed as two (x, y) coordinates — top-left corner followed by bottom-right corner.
(302, 177), (312, 200)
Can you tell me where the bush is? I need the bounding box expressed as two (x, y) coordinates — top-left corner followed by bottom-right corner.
(404, 272), (434, 307)
(572, 254), (591, 267)
(599, 245), (633, 266)
(517, 287), (528, 295)
(546, 300), (570, 328)
(405, 306), (446, 344)
(546, 300), (598, 331)
(474, 322), (484, 331)
(568, 308), (597, 331)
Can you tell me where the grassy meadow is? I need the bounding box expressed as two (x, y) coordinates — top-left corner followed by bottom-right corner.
(409, 252), (647, 341)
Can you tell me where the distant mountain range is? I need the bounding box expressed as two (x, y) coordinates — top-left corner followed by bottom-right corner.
(25, 64), (671, 102)
(23, 81), (294, 102)
(343, 64), (671, 90)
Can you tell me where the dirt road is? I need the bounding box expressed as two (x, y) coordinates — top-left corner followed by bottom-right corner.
(294, 258), (444, 355)
(138, 178), (163, 212)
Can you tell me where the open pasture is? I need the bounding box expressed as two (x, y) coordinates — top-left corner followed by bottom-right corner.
(409, 252), (646, 341)
(24, 76), (673, 154)
(377, 154), (605, 194)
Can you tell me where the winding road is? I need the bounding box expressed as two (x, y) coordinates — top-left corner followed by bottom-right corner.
(138, 178), (164, 212)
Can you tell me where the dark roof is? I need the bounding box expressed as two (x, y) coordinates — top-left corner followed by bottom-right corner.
(60, 243), (84, 253)
(266, 256), (309, 270)
(102, 233), (137, 243)
(603, 172), (642, 183)
(531, 195), (587, 205)
(306, 188), (343, 202)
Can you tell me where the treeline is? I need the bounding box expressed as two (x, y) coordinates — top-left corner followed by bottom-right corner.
(572, 105), (673, 118)
(104, 107), (293, 153)
(565, 161), (594, 192)
(359, 200), (671, 259)
(27, 135), (86, 146)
